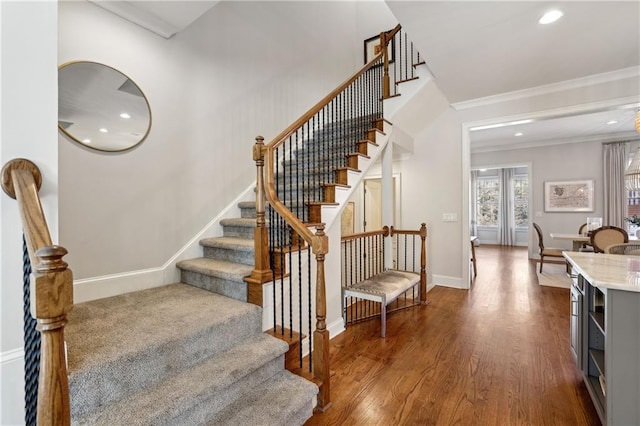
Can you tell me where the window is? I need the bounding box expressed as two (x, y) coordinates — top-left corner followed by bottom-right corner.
(513, 174), (529, 227)
(476, 176), (499, 226)
(474, 168), (528, 228)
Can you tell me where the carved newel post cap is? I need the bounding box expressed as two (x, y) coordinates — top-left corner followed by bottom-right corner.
(36, 245), (69, 273)
(31, 245), (73, 319)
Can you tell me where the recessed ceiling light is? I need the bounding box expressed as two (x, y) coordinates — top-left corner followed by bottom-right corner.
(120, 113), (131, 119)
(99, 128), (108, 133)
(470, 119), (533, 132)
(479, 169), (487, 172)
(606, 120), (618, 125)
(539, 10), (564, 25)
(515, 132), (524, 137)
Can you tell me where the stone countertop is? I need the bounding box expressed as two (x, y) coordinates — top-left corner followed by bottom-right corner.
(564, 252), (640, 293)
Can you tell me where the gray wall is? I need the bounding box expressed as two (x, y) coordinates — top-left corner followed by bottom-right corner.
(472, 140), (604, 257)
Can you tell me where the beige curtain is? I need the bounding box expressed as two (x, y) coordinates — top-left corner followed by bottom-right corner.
(603, 142), (626, 228)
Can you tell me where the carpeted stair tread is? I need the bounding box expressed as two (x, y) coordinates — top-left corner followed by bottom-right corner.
(237, 201), (255, 209)
(206, 370), (319, 426)
(75, 334), (290, 425)
(177, 257), (253, 280)
(200, 236), (254, 252)
(66, 283), (263, 419)
(220, 217), (256, 227)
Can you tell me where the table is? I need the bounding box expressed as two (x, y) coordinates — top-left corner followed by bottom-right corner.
(550, 233), (590, 251)
(551, 232), (637, 251)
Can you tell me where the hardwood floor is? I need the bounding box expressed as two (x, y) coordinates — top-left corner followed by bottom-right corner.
(305, 245), (600, 425)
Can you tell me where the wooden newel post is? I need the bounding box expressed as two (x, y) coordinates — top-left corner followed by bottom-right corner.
(245, 136), (273, 306)
(311, 224), (331, 412)
(381, 31), (390, 99)
(419, 223), (429, 305)
(33, 245), (73, 426)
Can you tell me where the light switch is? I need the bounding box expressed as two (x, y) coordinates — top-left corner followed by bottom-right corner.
(442, 213), (458, 222)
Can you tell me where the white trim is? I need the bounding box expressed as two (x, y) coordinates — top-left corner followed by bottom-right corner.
(73, 183), (256, 302)
(433, 274), (463, 289)
(472, 131), (640, 154)
(452, 67), (640, 111)
(328, 318), (345, 339)
(0, 348), (24, 364)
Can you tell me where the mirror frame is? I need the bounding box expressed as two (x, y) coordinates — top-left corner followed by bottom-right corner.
(58, 60), (152, 153)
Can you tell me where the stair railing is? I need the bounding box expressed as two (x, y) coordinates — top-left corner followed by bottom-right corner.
(2, 158), (73, 426)
(249, 23), (423, 411)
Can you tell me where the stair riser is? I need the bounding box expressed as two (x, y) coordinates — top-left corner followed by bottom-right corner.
(203, 246), (254, 265)
(172, 356), (284, 426)
(181, 270), (248, 302)
(222, 225), (255, 239)
(69, 304), (262, 420)
(240, 206), (256, 219)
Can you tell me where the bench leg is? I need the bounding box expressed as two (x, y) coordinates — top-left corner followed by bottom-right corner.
(381, 298), (386, 338)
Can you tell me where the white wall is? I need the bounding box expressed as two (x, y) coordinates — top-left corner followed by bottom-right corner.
(1, 2), (58, 424)
(58, 1), (367, 281)
(472, 140), (604, 257)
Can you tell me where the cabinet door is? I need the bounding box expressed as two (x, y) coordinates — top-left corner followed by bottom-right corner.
(570, 285), (582, 368)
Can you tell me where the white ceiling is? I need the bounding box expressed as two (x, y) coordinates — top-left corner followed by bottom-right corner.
(88, 1), (219, 38)
(385, 1), (640, 150)
(90, 1), (640, 150)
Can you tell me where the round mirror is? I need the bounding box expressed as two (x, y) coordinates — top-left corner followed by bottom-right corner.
(58, 61), (152, 152)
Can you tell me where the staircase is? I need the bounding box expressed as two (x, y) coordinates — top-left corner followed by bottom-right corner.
(4, 24), (427, 425)
(65, 201), (318, 425)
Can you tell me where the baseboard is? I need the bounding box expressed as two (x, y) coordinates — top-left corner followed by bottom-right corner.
(432, 274), (463, 289)
(328, 317), (345, 339)
(73, 183), (256, 303)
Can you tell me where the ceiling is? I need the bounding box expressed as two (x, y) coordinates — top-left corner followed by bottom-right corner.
(90, 1), (640, 150)
(386, 1), (640, 150)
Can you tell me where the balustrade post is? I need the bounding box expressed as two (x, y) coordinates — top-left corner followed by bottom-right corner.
(244, 136), (274, 306)
(311, 224), (331, 412)
(381, 31), (391, 99)
(419, 223), (428, 305)
(32, 246), (73, 426)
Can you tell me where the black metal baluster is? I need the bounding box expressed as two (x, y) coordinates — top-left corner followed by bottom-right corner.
(307, 247), (312, 371)
(23, 234), (39, 426)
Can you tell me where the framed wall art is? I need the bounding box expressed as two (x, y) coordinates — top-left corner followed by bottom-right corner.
(363, 34), (395, 65)
(544, 179), (594, 212)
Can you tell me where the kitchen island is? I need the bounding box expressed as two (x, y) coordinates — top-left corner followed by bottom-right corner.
(563, 252), (640, 426)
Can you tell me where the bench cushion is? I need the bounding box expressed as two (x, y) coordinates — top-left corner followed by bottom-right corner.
(344, 270), (420, 304)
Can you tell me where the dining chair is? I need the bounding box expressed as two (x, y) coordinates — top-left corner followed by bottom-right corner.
(577, 223), (594, 252)
(533, 222), (566, 273)
(590, 226), (629, 253)
(605, 242), (640, 255)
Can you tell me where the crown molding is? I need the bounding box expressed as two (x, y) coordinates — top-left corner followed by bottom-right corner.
(471, 131), (640, 154)
(453, 66), (640, 111)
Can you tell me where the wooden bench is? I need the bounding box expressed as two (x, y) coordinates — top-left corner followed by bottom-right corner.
(341, 224), (427, 337)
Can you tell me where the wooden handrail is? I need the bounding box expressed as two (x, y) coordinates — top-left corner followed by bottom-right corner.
(2, 158), (73, 426)
(341, 226), (390, 242)
(264, 51), (385, 153)
(251, 25), (401, 413)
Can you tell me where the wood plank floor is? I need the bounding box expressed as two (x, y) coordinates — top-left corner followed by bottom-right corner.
(305, 245), (600, 425)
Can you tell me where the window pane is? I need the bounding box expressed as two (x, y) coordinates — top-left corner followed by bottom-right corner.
(513, 175), (528, 227)
(476, 177), (499, 226)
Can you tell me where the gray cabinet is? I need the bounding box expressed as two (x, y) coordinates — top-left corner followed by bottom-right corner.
(579, 276), (640, 426)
